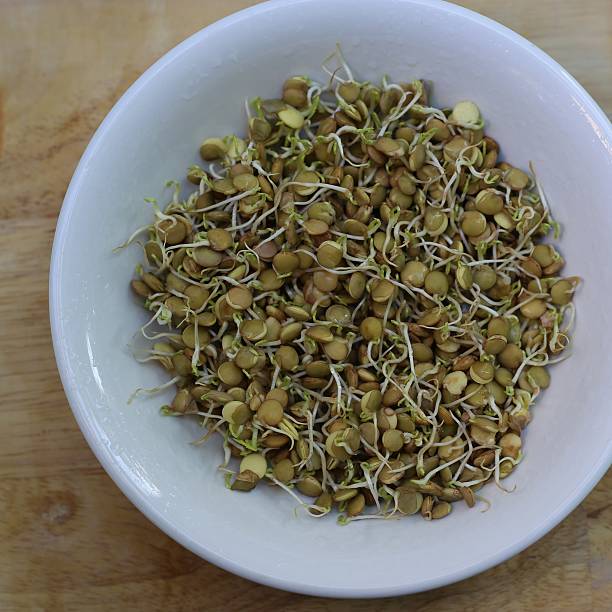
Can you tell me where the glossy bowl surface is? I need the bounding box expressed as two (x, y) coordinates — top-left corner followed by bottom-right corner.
(50, 0), (612, 597)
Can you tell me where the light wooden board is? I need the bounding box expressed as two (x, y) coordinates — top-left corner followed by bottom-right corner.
(0, 1), (610, 610)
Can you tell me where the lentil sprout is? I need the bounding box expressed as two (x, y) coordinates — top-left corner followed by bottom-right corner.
(123, 48), (579, 523)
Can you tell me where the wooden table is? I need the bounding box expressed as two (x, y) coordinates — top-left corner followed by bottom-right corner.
(1, 1), (610, 610)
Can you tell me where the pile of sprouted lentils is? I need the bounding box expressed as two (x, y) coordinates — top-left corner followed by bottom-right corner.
(125, 49), (579, 523)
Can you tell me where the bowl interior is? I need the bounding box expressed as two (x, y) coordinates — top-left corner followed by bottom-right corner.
(51, 0), (612, 597)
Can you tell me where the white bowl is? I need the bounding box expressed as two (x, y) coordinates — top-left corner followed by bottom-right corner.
(50, 0), (612, 598)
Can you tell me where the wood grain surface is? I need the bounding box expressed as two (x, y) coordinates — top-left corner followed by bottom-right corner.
(1, 1), (610, 610)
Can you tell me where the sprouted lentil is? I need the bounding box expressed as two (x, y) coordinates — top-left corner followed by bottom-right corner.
(123, 47), (579, 523)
